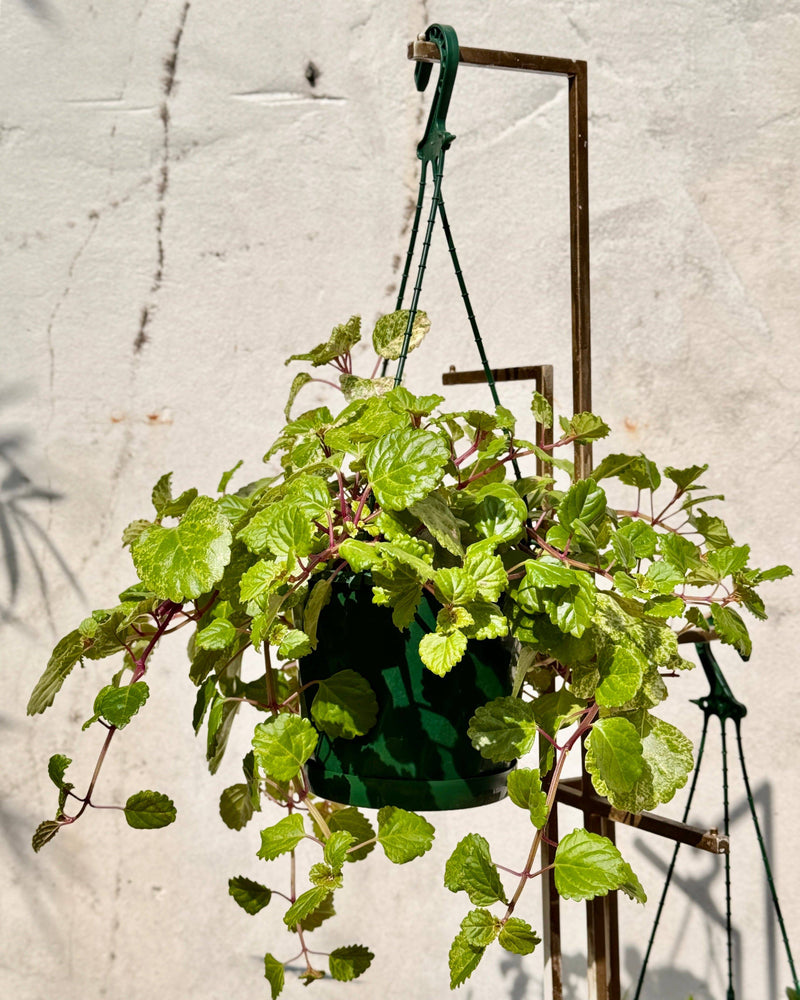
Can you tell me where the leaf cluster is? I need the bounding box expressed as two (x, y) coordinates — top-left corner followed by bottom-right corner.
(27, 311), (790, 992)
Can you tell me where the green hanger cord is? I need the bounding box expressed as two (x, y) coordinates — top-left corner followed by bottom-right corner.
(385, 23), (521, 478)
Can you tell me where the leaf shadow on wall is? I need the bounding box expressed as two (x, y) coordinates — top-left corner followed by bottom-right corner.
(0, 391), (84, 628)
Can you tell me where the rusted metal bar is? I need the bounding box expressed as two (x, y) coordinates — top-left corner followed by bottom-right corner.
(408, 39), (582, 77)
(582, 741), (616, 1000)
(443, 364), (550, 384)
(568, 61), (592, 479)
(557, 777), (730, 854)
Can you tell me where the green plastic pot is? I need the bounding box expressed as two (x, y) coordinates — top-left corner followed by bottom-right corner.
(299, 573), (514, 811)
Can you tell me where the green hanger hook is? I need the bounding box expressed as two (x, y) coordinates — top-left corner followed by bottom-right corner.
(415, 23), (460, 162)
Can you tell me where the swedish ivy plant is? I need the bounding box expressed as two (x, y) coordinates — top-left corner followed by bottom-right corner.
(28, 309), (790, 993)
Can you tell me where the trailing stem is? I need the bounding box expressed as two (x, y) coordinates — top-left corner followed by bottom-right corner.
(502, 703), (599, 921)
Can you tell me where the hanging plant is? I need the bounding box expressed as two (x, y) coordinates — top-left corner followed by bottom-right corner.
(27, 312), (789, 992)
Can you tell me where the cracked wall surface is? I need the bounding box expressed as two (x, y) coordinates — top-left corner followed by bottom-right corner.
(2, 2), (799, 998)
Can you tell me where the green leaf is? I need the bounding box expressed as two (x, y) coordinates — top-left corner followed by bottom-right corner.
(96, 681), (150, 728)
(311, 669), (379, 739)
(206, 697), (240, 774)
(286, 314), (361, 367)
(308, 862), (343, 889)
(339, 538), (380, 573)
(132, 496), (232, 602)
(449, 930), (486, 990)
(511, 646), (536, 698)
(284, 372), (312, 419)
(418, 629), (468, 677)
(593, 593), (679, 671)
(531, 391), (553, 428)
(513, 559), (596, 638)
(32, 820), (62, 853)
(560, 411), (610, 443)
(712, 605), (752, 658)
(219, 783), (255, 831)
(592, 453), (660, 491)
(328, 944), (374, 982)
(444, 833), (508, 905)
(459, 908), (500, 947)
(588, 710), (693, 813)
(469, 483), (528, 543)
(498, 917), (541, 955)
(610, 530), (636, 570)
(558, 478), (606, 529)
(151, 472), (173, 516)
(239, 500), (315, 559)
(708, 545), (751, 579)
(48, 754), (72, 789)
(468, 696), (537, 762)
(554, 828), (646, 903)
(463, 540), (507, 602)
(616, 520), (658, 558)
(124, 790), (177, 829)
(693, 510), (734, 549)
(252, 715), (318, 782)
(659, 533), (702, 574)
(217, 459), (243, 494)
(462, 600), (508, 641)
(239, 559), (285, 614)
(377, 806), (435, 863)
(28, 629), (85, 715)
(595, 647), (646, 708)
(438, 605), (475, 634)
(283, 886), (332, 928)
(371, 565), (423, 629)
(372, 309), (430, 359)
(586, 718), (645, 794)
(529, 443), (574, 476)
(324, 830), (356, 871)
(379, 539), (436, 580)
(388, 386), (444, 418)
(664, 464), (708, 491)
(433, 567), (478, 605)
(122, 519), (153, 548)
(758, 564), (792, 582)
(340, 373), (394, 401)
(229, 875), (272, 915)
(304, 578), (333, 650)
(507, 768), (548, 828)
(263, 953), (285, 999)
(365, 427), (448, 511)
(409, 493), (464, 556)
(274, 627), (312, 661)
(297, 890), (336, 931)
(196, 618), (239, 650)
(327, 807), (375, 861)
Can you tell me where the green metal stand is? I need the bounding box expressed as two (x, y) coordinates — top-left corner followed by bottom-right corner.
(632, 643), (799, 999)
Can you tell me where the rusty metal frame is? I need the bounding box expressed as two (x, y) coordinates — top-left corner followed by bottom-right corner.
(442, 364), (554, 473)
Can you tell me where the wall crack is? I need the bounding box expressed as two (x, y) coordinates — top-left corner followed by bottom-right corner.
(134, 0), (191, 351)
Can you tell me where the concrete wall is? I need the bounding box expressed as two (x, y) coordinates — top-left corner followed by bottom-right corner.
(2, 2), (799, 997)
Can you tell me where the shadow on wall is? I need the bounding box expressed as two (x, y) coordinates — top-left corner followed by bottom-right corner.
(0, 388), (84, 628)
(629, 779), (777, 1000)
(16, 0), (59, 22)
